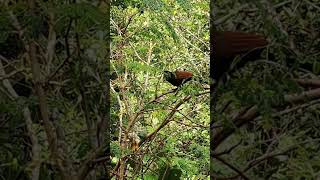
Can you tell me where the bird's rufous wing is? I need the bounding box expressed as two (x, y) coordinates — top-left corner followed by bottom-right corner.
(175, 71), (193, 80)
(216, 31), (268, 56)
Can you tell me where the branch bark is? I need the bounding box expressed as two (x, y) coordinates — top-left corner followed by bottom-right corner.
(213, 87), (320, 151)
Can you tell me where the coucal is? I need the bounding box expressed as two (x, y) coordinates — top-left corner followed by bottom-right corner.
(164, 70), (193, 87)
(212, 31), (268, 83)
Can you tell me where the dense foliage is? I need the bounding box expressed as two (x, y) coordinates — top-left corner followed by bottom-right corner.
(1, 1), (110, 179)
(111, 0), (210, 179)
(1, 0), (320, 179)
(212, 0), (320, 179)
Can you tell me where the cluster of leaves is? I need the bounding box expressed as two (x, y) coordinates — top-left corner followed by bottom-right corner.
(111, 0), (210, 178)
(213, 0), (320, 179)
(1, 1), (110, 179)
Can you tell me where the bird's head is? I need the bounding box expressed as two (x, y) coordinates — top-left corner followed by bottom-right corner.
(164, 71), (175, 82)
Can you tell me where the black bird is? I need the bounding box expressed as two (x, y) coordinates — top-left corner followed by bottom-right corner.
(164, 70), (193, 87)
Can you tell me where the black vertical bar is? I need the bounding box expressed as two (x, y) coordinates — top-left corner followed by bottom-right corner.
(210, 0), (217, 179)
(105, 0), (111, 179)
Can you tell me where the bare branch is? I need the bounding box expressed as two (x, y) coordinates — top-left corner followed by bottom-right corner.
(213, 155), (250, 180)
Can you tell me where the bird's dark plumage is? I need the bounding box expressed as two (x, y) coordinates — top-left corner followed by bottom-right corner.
(164, 70), (193, 87)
